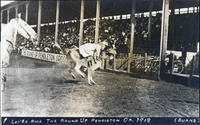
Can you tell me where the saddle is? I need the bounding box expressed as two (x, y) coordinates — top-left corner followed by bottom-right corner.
(71, 45), (94, 67)
(76, 49), (84, 59)
(70, 45), (84, 59)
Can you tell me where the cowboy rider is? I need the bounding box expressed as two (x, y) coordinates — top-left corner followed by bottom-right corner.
(79, 41), (108, 66)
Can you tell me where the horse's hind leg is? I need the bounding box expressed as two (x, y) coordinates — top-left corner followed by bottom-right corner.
(74, 64), (86, 78)
(68, 67), (76, 79)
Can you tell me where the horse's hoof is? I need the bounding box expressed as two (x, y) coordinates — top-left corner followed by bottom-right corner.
(71, 74), (76, 79)
(88, 83), (93, 86)
(81, 75), (86, 79)
(2, 76), (6, 82)
(92, 81), (97, 85)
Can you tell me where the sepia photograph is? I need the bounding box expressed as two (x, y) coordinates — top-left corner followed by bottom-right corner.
(0, 0), (199, 120)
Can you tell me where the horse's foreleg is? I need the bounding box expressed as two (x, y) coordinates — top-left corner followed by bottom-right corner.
(74, 64), (86, 78)
(88, 68), (96, 85)
(87, 61), (101, 85)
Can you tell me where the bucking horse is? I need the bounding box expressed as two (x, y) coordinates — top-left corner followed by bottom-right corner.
(62, 44), (116, 85)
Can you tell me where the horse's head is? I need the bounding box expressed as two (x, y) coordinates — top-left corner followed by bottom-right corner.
(10, 18), (37, 43)
(103, 45), (117, 60)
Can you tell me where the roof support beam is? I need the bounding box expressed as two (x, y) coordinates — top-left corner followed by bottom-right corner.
(1, 1), (27, 12)
(128, 0), (136, 73)
(159, 0), (170, 78)
(37, 0), (42, 42)
(79, 0), (85, 46)
(95, 0), (100, 43)
(15, 6), (18, 18)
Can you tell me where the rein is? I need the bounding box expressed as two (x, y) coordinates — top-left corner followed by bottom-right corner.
(5, 39), (14, 47)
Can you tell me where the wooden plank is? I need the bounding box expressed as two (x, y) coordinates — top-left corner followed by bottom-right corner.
(79, 0), (84, 46)
(128, 0), (136, 73)
(37, 0), (42, 42)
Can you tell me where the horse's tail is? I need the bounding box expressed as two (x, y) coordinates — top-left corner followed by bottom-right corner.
(63, 48), (71, 55)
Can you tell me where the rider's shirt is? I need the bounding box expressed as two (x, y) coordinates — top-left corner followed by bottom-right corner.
(79, 43), (101, 58)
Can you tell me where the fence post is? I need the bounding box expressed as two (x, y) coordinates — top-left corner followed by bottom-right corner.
(170, 53), (174, 74)
(113, 55), (116, 71)
(106, 59), (109, 70)
(144, 53), (147, 72)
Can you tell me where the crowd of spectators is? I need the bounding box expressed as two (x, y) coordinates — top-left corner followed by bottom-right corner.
(16, 14), (162, 55)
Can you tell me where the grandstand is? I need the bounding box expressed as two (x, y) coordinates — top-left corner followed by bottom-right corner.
(1, 0), (199, 79)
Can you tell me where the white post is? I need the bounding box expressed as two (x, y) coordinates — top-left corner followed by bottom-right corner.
(54, 0), (60, 49)
(128, 0), (136, 73)
(95, 0), (100, 43)
(79, 0), (84, 46)
(15, 7), (18, 18)
(37, 0), (42, 42)
(159, 0), (170, 77)
(25, 3), (29, 22)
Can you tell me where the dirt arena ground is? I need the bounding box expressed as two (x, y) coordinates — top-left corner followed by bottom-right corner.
(1, 56), (199, 117)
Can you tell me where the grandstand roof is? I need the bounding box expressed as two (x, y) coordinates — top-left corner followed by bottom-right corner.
(1, 0), (199, 25)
